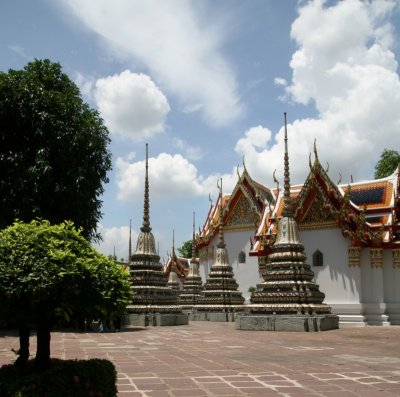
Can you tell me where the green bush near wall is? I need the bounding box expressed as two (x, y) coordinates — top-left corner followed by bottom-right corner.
(0, 358), (117, 397)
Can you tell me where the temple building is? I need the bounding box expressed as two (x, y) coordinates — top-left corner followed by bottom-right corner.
(126, 144), (188, 326)
(196, 167), (274, 302)
(197, 146), (400, 326)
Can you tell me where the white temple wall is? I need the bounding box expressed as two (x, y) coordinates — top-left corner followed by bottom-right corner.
(224, 229), (261, 302)
(300, 228), (367, 324)
(300, 228), (361, 304)
(198, 227), (400, 325)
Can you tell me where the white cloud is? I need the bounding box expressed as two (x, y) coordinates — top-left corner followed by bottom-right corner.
(274, 77), (287, 87)
(8, 44), (28, 58)
(74, 72), (95, 99)
(235, 0), (400, 186)
(95, 224), (136, 261)
(116, 153), (203, 200)
(94, 71), (170, 141)
(60, 0), (243, 127)
(116, 151), (238, 201)
(172, 137), (205, 161)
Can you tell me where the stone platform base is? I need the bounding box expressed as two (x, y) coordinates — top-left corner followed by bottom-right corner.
(125, 313), (189, 327)
(235, 314), (339, 332)
(190, 311), (237, 322)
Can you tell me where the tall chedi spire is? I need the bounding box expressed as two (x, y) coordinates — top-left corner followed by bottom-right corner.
(178, 212), (204, 311)
(193, 179), (245, 322)
(236, 113), (339, 332)
(126, 144), (188, 327)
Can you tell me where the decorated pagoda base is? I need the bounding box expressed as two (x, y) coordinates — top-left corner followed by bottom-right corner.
(236, 312), (338, 332)
(126, 311), (189, 327)
(190, 306), (245, 322)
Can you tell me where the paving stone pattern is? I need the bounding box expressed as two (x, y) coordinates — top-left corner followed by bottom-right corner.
(1, 323), (400, 396)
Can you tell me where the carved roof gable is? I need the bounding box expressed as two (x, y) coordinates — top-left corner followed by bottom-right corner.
(224, 192), (260, 230)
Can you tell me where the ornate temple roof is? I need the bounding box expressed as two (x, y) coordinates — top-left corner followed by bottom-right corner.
(164, 254), (189, 280)
(196, 167), (275, 249)
(250, 154), (400, 256)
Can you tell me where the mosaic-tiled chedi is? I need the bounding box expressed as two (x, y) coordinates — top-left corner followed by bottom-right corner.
(167, 231), (181, 293)
(126, 144), (188, 326)
(194, 180), (245, 320)
(237, 114), (338, 331)
(178, 213), (204, 309)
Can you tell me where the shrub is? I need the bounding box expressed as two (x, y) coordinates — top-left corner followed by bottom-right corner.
(0, 358), (117, 397)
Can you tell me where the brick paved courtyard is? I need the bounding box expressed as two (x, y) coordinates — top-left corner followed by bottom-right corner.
(1, 322), (400, 396)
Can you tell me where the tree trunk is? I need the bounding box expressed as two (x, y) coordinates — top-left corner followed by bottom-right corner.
(14, 325), (30, 366)
(35, 320), (51, 369)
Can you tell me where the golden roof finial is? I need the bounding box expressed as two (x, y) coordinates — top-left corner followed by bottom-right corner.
(337, 173), (342, 185)
(236, 164), (241, 180)
(273, 169), (280, 193)
(282, 112), (294, 217)
(351, 174), (354, 183)
(325, 161), (329, 173)
(313, 138), (320, 164)
(217, 177), (225, 248)
(242, 155), (247, 173)
(172, 229), (177, 260)
(308, 152), (312, 170)
(208, 192), (213, 204)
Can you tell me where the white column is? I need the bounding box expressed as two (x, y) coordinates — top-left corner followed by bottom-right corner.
(383, 249), (400, 324)
(361, 248), (389, 325)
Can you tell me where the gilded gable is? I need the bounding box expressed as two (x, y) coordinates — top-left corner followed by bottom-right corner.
(224, 193), (259, 231)
(298, 191), (337, 230)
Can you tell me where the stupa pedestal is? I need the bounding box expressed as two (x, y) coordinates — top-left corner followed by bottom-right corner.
(236, 113), (338, 332)
(236, 313), (339, 331)
(192, 249), (246, 322)
(127, 250), (188, 327)
(178, 259), (204, 312)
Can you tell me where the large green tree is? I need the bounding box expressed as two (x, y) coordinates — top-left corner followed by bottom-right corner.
(0, 59), (112, 241)
(177, 240), (193, 259)
(0, 220), (131, 369)
(374, 149), (400, 179)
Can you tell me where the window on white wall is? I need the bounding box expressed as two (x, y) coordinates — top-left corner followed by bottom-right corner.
(313, 250), (323, 267)
(238, 250), (246, 263)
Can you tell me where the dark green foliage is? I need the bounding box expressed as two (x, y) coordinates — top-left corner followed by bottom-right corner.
(0, 220), (131, 367)
(0, 59), (112, 241)
(0, 358), (117, 397)
(374, 149), (400, 179)
(177, 240), (195, 259)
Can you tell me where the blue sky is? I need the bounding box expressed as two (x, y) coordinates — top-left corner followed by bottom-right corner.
(1, 0), (400, 261)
